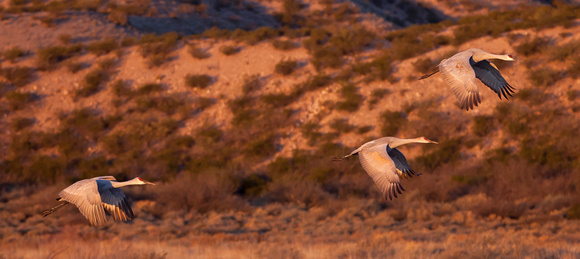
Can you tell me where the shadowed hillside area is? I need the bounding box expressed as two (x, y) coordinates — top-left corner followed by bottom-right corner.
(1, 0), (580, 258)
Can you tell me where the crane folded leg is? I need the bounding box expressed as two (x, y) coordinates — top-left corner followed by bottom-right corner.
(42, 200), (69, 217)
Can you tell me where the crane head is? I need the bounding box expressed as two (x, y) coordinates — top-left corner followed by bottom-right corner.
(419, 137), (438, 144)
(136, 177), (156, 185)
(505, 54), (515, 61)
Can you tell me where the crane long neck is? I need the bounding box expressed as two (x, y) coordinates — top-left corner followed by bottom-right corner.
(389, 138), (423, 149)
(111, 179), (140, 188)
(472, 53), (510, 62)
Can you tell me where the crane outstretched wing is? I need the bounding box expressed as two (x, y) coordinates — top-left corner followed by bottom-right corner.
(439, 55), (481, 110)
(387, 147), (418, 177)
(358, 145), (405, 200)
(99, 186), (134, 222)
(58, 180), (107, 226)
(471, 59), (515, 100)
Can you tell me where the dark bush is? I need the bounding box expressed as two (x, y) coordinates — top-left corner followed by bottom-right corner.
(219, 45), (238, 56)
(515, 37), (550, 56)
(241, 74), (261, 94)
(414, 137), (463, 170)
(272, 39), (297, 51)
(37, 45), (82, 71)
(368, 88), (391, 110)
(188, 44), (210, 59)
(10, 117), (35, 131)
(412, 57), (438, 74)
(329, 118), (355, 133)
(111, 80), (134, 97)
(528, 68), (562, 87)
(76, 69), (109, 98)
(472, 115), (494, 137)
(380, 110), (406, 136)
(185, 74), (212, 89)
(137, 83), (164, 95)
(139, 32), (180, 67)
(310, 47), (343, 70)
(237, 174), (269, 197)
(3, 47), (25, 63)
(275, 59), (297, 75)
(88, 38), (119, 56)
(336, 82), (363, 112)
(5, 91), (37, 110)
(0, 66), (33, 87)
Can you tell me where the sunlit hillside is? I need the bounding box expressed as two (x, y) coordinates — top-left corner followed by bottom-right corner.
(1, 0), (580, 258)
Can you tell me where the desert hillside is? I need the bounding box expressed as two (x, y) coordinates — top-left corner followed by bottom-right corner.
(1, 0), (580, 258)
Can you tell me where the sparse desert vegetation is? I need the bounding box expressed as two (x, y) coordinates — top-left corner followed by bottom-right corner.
(1, 1), (580, 258)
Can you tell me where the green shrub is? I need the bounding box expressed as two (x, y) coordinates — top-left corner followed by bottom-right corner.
(329, 118), (355, 133)
(242, 133), (277, 159)
(137, 83), (164, 95)
(241, 74), (261, 94)
(37, 45), (82, 71)
(566, 89), (578, 101)
(368, 88), (391, 110)
(336, 82), (363, 112)
(122, 37), (138, 47)
(219, 45), (238, 56)
(3, 47), (25, 63)
(549, 40), (580, 61)
(5, 91), (37, 110)
(310, 47), (343, 70)
(528, 68), (562, 87)
(76, 69), (109, 98)
(356, 125), (373, 135)
(97, 58), (117, 71)
(185, 74), (212, 89)
(515, 37), (550, 56)
(0, 66), (33, 87)
(10, 117), (35, 131)
(111, 80), (133, 97)
(196, 97), (216, 111)
(272, 39), (297, 51)
(26, 155), (64, 184)
(567, 204), (580, 220)
(188, 44), (210, 59)
(88, 38), (119, 56)
(567, 59), (580, 79)
(380, 110), (406, 136)
(61, 108), (106, 139)
(304, 73), (332, 91)
(64, 59), (83, 73)
(412, 57), (437, 74)
(472, 115), (494, 137)
(328, 25), (375, 55)
(58, 34), (73, 45)
(516, 88), (546, 104)
(139, 32), (180, 67)
(275, 59), (297, 75)
(414, 137), (463, 170)
(302, 122), (322, 146)
(237, 174), (269, 197)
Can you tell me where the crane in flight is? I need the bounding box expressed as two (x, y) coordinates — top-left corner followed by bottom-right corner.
(420, 48), (516, 110)
(334, 137), (437, 200)
(42, 176), (155, 225)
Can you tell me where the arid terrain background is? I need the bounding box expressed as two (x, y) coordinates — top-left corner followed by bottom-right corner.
(1, 0), (580, 258)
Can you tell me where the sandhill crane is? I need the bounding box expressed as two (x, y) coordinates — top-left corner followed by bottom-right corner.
(333, 137), (437, 200)
(42, 176), (155, 225)
(420, 48), (516, 110)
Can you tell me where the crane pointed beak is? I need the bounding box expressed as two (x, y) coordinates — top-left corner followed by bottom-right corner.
(427, 139), (438, 144)
(144, 180), (156, 185)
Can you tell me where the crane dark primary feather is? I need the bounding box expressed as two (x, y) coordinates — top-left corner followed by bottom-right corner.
(470, 59), (515, 99)
(387, 147), (418, 177)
